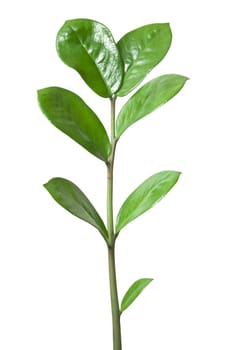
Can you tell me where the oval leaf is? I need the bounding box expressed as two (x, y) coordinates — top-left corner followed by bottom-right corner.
(44, 178), (108, 240)
(37, 87), (110, 161)
(116, 171), (181, 232)
(117, 23), (172, 96)
(121, 278), (153, 313)
(116, 74), (188, 138)
(56, 19), (123, 97)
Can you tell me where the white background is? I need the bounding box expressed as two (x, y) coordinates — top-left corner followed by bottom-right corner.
(0, 0), (232, 349)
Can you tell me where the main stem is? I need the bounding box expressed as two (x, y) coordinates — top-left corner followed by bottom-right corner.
(107, 97), (122, 350)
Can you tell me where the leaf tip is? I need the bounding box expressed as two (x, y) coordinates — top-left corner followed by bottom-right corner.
(37, 89), (42, 99)
(37, 88), (47, 106)
(43, 182), (49, 190)
(43, 178), (55, 190)
(183, 76), (190, 82)
(174, 171), (182, 181)
(144, 277), (154, 285)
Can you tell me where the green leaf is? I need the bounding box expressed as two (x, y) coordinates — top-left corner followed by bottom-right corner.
(37, 87), (110, 161)
(44, 178), (108, 240)
(116, 171), (181, 232)
(116, 74), (188, 138)
(56, 19), (123, 98)
(117, 23), (172, 96)
(121, 278), (153, 313)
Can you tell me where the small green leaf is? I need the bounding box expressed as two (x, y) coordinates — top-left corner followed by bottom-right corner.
(116, 74), (188, 138)
(56, 19), (123, 97)
(44, 178), (108, 240)
(121, 278), (153, 313)
(37, 87), (110, 161)
(117, 23), (172, 96)
(116, 171), (181, 232)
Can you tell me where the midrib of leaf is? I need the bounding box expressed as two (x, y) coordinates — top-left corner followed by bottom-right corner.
(70, 25), (111, 96)
(124, 186), (152, 222)
(58, 106), (109, 160)
(66, 181), (106, 234)
(124, 288), (139, 306)
(125, 28), (159, 75)
(122, 176), (169, 226)
(117, 90), (152, 136)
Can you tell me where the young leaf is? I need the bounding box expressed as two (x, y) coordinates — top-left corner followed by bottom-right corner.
(116, 171), (181, 232)
(44, 178), (108, 240)
(37, 87), (110, 161)
(117, 23), (172, 96)
(116, 74), (188, 138)
(121, 278), (153, 313)
(56, 19), (123, 98)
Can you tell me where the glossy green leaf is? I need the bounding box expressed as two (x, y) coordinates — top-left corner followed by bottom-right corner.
(37, 87), (110, 161)
(116, 74), (188, 138)
(121, 278), (153, 313)
(116, 171), (181, 232)
(117, 23), (172, 96)
(44, 178), (108, 240)
(56, 19), (123, 97)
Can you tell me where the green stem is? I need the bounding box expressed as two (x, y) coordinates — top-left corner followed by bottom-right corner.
(107, 97), (122, 350)
(108, 243), (122, 350)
